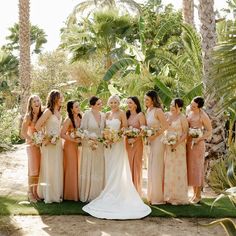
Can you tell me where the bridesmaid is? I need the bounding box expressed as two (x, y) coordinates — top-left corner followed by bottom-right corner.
(61, 100), (82, 201)
(125, 96), (146, 195)
(186, 96), (212, 203)
(35, 90), (64, 203)
(21, 95), (43, 202)
(79, 96), (105, 202)
(145, 90), (168, 205)
(163, 98), (189, 205)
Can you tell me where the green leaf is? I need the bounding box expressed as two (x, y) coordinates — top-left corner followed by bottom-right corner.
(103, 58), (137, 81)
(201, 218), (236, 236)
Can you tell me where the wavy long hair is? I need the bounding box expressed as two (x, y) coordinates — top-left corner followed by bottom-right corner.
(67, 100), (82, 128)
(126, 96), (142, 119)
(145, 90), (162, 109)
(46, 90), (61, 114)
(26, 95), (43, 121)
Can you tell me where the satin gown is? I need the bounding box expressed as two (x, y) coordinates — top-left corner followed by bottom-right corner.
(63, 120), (80, 201)
(146, 108), (165, 204)
(126, 114), (143, 195)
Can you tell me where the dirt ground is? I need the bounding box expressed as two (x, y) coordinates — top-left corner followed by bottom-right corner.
(0, 144), (228, 236)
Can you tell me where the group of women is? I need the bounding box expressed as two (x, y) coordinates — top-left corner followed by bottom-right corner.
(21, 89), (212, 220)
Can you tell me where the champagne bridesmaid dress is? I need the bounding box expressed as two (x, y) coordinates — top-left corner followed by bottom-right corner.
(79, 110), (105, 202)
(126, 114), (143, 195)
(38, 114), (63, 203)
(146, 108), (165, 204)
(63, 119), (80, 201)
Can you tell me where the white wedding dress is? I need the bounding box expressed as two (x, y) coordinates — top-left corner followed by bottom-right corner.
(82, 119), (151, 219)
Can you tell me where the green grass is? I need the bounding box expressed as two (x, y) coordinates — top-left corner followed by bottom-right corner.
(0, 195), (236, 218)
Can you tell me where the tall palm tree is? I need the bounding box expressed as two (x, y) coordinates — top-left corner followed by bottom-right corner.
(198, 0), (226, 158)
(182, 0), (195, 27)
(19, 0), (31, 116)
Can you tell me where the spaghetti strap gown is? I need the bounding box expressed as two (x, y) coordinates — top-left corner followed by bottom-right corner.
(126, 114), (143, 195)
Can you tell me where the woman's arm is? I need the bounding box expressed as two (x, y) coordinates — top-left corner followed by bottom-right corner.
(138, 112), (146, 127)
(200, 112), (212, 141)
(21, 115), (32, 142)
(120, 111), (128, 129)
(173, 115), (188, 149)
(60, 118), (79, 143)
(35, 109), (51, 131)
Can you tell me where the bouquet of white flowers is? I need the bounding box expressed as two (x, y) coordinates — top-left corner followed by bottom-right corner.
(161, 130), (178, 151)
(140, 125), (157, 145)
(32, 131), (44, 146)
(123, 126), (140, 147)
(70, 128), (86, 139)
(189, 128), (203, 149)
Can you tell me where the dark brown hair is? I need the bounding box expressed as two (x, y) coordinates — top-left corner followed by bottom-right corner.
(67, 100), (82, 128)
(126, 96), (142, 119)
(145, 90), (162, 109)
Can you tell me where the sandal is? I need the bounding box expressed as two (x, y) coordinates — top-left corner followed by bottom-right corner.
(28, 192), (37, 203)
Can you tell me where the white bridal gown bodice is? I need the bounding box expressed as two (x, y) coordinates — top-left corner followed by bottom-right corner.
(82, 118), (151, 219)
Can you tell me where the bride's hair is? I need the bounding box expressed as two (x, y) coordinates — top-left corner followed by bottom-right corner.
(107, 94), (120, 105)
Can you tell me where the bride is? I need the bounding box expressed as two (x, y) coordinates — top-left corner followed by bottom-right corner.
(82, 95), (151, 219)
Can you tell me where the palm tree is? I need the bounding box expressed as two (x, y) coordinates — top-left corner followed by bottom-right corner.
(198, 0), (226, 158)
(19, 0), (31, 116)
(182, 0), (195, 27)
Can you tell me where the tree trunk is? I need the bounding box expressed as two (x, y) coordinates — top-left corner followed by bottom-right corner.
(19, 0), (31, 116)
(182, 0), (195, 27)
(198, 0), (226, 159)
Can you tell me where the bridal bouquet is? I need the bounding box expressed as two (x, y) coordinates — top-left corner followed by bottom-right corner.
(161, 130), (178, 151)
(98, 127), (123, 148)
(32, 131), (44, 146)
(189, 128), (203, 149)
(123, 126), (140, 147)
(140, 125), (157, 145)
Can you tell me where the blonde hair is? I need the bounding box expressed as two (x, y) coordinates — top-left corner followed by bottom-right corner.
(107, 94), (120, 106)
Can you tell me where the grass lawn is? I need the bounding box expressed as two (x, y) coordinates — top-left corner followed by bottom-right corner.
(0, 195), (236, 218)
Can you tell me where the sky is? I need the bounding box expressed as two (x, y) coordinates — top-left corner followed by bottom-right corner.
(0, 0), (228, 52)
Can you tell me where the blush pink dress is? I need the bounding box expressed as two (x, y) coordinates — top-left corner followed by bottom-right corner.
(146, 108), (165, 204)
(26, 124), (41, 177)
(63, 119), (81, 201)
(126, 113), (143, 195)
(187, 112), (205, 187)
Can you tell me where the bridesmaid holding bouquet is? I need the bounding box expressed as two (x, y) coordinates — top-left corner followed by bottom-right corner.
(145, 90), (168, 205)
(61, 100), (82, 201)
(125, 96), (146, 195)
(186, 96), (212, 203)
(21, 95), (43, 202)
(35, 90), (64, 203)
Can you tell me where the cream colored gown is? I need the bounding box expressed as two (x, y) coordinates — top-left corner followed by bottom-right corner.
(38, 114), (63, 203)
(79, 110), (105, 202)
